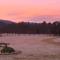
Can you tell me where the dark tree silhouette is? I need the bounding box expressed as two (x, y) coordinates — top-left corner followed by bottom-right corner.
(0, 20), (60, 36)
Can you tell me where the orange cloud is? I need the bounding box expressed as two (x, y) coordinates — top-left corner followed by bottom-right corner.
(0, 0), (60, 22)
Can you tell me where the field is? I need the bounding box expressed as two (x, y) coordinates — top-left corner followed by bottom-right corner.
(0, 34), (60, 60)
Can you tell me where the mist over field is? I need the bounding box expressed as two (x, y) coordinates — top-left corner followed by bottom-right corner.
(0, 34), (60, 60)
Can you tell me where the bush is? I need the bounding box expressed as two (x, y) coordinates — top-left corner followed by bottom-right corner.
(1, 47), (15, 53)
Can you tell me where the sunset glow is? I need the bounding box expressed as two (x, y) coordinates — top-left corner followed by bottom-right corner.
(0, 0), (60, 22)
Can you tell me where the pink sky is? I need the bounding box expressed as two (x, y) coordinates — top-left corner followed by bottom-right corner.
(0, 0), (60, 22)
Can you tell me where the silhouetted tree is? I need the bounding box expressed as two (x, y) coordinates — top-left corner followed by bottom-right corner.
(0, 20), (60, 36)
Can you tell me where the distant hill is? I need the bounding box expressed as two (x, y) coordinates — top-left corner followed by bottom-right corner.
(0, 19), (15, 28)
(0, 19), (15, 24)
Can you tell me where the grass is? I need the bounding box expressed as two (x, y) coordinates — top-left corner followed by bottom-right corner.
(42, 37), (60, 46)
(13, 54), (60, 60)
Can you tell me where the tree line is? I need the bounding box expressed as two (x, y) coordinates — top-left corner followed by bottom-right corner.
(0, 21), (60, 35)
